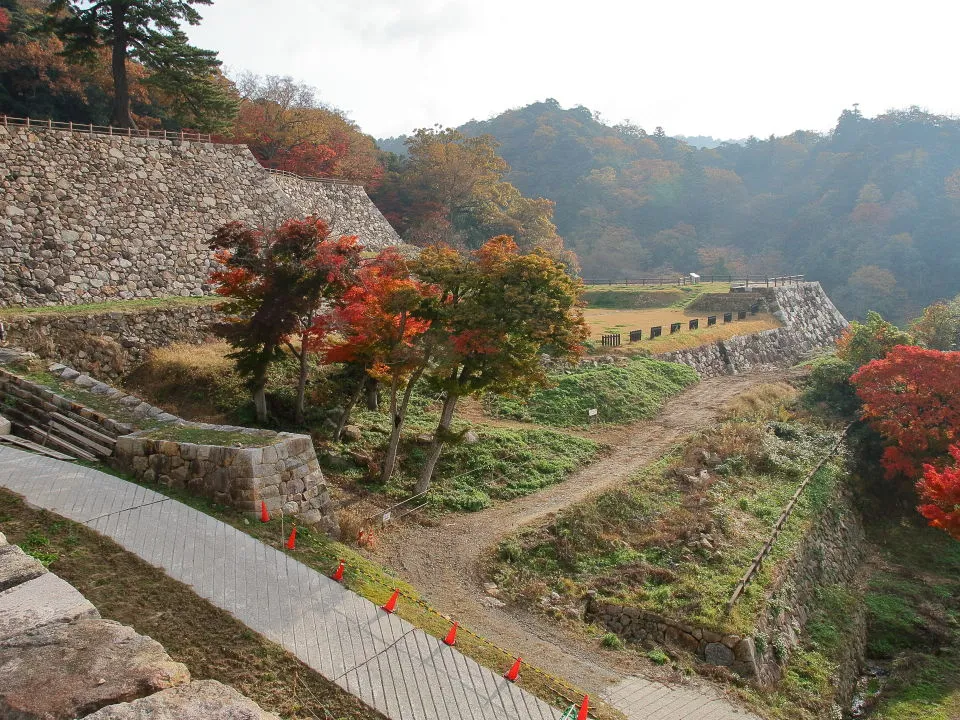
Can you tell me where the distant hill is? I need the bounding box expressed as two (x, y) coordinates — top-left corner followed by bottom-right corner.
(429, 100), (960, 322)
(676, 134), (743, 149)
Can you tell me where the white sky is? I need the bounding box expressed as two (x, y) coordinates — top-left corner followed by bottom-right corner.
(189, 0), (960, 141)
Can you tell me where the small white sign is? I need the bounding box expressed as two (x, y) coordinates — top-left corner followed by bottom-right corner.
(588, 408), (598, 417)
(382, 511), (392, 524)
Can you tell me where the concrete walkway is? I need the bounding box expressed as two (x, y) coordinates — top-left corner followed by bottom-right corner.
(0, 446), (561, 720)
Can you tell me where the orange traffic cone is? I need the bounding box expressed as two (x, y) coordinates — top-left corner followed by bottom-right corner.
(381, 589), (400, 614)
(503, 657), (521, 682)
(331, 560), (345, 582)
(260, 501), (270, 523)
(577, 695), (589, 720)
(443, 621), (459, 646)
(286, 526), (297, 550)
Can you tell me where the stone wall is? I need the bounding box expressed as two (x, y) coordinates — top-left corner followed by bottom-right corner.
(116, 432), (334, 531)
(586, 480), (866, 692)
(0, 356), (338, 533)
(657, 282), (848, 377)
(0, 124), (400, 306)
(1, 303), (221, 380)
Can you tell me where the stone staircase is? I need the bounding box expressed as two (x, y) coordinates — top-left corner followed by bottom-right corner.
(0, 366), (129, 462)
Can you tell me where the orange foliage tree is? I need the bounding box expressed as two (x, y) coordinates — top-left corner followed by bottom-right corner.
(323, 249), (434, 483)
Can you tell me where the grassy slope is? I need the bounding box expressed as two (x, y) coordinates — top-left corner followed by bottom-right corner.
(486, 357), (698, 427)
(863, 520), (960, 720)
(491, 384), (848, 635)
(582, 282), (731, 309)
(0, 295), (221, 318)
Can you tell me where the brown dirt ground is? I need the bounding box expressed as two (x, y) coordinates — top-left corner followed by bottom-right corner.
(368, 370), (797, 706)
(0, 491), (384, 720)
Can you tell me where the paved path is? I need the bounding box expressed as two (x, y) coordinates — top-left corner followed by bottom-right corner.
(0, 446), (562, 720)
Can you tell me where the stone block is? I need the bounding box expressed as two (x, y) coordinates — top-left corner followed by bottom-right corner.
(0, 546), (46, 592)
(0, 619), (189, 719)
(0, 416), (9, 435)
(83, 680), (281, 720)
(704, 641), (735, 666)
(0, 573), (99, 641)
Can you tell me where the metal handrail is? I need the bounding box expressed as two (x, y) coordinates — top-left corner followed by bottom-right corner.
(263, 168), (361, 187)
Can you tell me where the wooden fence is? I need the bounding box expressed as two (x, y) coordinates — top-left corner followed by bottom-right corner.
(601, 334), (621, 347)
(1, 114), (212, 142)
(724, 425), (851, 613)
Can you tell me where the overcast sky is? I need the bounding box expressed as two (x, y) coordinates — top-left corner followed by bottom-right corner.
(189, 0), (959, 141)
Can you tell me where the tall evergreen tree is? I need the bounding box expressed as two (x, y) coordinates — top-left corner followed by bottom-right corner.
(46, 0), (234, 130)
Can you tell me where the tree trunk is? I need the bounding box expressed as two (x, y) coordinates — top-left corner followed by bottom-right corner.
(109, 4), (135, 129)
(252, 353), (270, 424)
(334, 375), (366, 442)
(380, 363), (427, 484)
(294, 342), (308, 426)
(415, 391), (459, 495)
(365, 379), (379, 410)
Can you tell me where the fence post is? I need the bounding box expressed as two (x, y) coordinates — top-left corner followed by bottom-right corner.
(25, 117), (29, 129)
(47, 118), (52, 129)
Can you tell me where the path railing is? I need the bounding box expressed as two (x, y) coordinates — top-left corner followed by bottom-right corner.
(724, 424), (850, 613)
(0, 114), (212, 142)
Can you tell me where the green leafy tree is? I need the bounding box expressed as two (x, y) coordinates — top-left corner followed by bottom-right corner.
(835, 311), (913, 368)
(410, 236), (587, 494)
(46, 0), (235, 129)
(910, 297), (960, 350)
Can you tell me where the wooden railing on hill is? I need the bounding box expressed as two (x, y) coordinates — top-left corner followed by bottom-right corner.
(724, 424), (851, 613)
(263, 168), (361, 187)
(582, 274), (806, 288)
(1, 114), (212, 142)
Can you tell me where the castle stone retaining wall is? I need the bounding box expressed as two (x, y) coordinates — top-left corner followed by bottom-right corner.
(657, 282), (848, 377)
(116, 431), (335, 532)
(586, 480), (866, 690)
(0, 125), (400, 307)
(1, 303), (221, 381)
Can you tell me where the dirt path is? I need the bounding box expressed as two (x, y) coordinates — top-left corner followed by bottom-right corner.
(371, 371), (792, 717)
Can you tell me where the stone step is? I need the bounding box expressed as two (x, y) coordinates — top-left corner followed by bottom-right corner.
(26, 426), (96, 462)
(0, 618), (190, 719)
(50, 412), (117, 448)
(0, 433), (76, 462)
(0, 573), (99, 642)
(83, 680), (282, 720)
(49, 419), (113, 458)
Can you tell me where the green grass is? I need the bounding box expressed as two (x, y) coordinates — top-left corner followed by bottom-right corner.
(0, 295), (221, 318)
(582, 282), (730, 310)
(860, 519), (960, 720)
(138, 425), (279, 448)
(491, 409), (847, 635)
(486, 357), (699, 427)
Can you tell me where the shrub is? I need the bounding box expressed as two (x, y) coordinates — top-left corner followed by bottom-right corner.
(802, 355), (858, 414)
(647, 648), (670, 665)
(835, 311), (912, 368)
(600, 632), (625, 650)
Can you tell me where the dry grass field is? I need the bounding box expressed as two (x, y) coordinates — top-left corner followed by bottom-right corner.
(582, 307), (781, 354)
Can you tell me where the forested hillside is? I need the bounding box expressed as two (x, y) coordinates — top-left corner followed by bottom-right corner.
(451, 100), (960, 322)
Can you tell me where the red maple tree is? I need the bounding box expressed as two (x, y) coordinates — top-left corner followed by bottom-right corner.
(851, 345), (960, 481)
(918, 447), (960, 540)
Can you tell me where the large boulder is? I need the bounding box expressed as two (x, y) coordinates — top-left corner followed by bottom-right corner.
(0, 545), (46, 592)
(0, 573), (98, 641)
(0, 618), (189, 719)
(84, 680), (282, 720)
